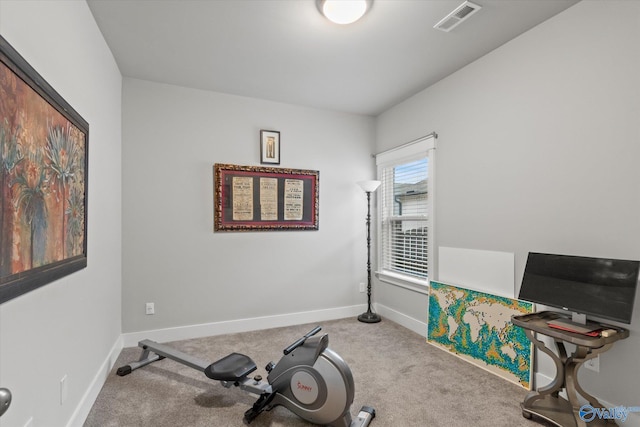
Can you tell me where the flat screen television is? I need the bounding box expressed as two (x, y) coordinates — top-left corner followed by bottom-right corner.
(518, 252), (640, 325)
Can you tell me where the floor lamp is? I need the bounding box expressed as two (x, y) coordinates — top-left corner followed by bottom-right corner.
(357, 180), (381, 323)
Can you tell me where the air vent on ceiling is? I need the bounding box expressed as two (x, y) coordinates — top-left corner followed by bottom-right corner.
(434, 1), (482, 32)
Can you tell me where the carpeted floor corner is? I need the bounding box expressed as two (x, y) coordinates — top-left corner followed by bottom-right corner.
(84, 318), (550, 427)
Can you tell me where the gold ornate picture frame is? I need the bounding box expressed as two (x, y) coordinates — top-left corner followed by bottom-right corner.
(214, 163), (318, 231)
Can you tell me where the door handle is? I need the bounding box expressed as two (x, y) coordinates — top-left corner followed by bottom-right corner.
(0, 388), (11, 417)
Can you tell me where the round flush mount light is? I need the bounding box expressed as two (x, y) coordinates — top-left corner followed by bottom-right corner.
(317, 0), (372, 25)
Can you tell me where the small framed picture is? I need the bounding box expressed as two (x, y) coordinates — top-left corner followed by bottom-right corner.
(260, 130), (280, 165)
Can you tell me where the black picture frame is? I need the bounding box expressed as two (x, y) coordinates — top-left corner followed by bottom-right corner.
(0, 35), (89, 304)
(260, 130), (280, 165)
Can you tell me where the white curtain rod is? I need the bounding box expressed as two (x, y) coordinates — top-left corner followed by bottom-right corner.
(373, 132), (438, 158)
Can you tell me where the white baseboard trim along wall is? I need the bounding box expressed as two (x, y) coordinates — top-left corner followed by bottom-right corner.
(68, 304), (639, 427)
(67, 337), (124, 427)
(68, 304), (366, 427)
(121, 304), (367, 347)
(375, 303), (427, 337)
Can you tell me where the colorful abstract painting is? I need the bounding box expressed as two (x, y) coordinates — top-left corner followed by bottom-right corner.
(1, 36), (88, 303)
(427, 281), (534, 389)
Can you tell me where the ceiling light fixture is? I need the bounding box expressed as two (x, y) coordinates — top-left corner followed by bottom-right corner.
(317, 0), (372, 25)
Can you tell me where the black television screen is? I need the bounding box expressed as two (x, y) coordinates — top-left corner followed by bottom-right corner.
(519, 252), (640, 324)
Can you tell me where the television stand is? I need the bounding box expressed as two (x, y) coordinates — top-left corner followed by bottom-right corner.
(511, 311), (629, 427)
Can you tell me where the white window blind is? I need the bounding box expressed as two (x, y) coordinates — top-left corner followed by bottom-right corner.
(376, 135), (435, 287)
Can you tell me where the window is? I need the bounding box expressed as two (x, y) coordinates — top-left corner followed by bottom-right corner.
(376, 135), (435, 290)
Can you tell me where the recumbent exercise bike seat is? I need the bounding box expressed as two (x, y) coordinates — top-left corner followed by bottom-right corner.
(204, 352), (257, 382)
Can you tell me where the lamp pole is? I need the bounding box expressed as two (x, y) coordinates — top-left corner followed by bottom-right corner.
(357, 181), (381, 323)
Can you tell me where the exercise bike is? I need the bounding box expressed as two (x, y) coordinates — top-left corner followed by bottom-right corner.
(117, 326), (375, 427)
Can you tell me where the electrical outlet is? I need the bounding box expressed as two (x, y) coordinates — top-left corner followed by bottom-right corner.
(584, 355), (599, 372)
(359, 282), (365, 293)
(145, 302), (155, 315)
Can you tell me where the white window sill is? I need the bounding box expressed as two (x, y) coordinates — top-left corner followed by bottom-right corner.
(376, 270), (429, 295)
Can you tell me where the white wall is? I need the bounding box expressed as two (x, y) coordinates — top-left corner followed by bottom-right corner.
(3, 0), (637, 424)
(121, 78), (376, 335)
(0, 1), (122, 426)
(376, 0), (640, 413)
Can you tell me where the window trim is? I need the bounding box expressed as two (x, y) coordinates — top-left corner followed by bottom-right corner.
(376, 269), (430, 295)
(374, 134), (436, 292)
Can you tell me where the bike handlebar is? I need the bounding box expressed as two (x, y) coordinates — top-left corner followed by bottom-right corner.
(283, 326), (322, 355)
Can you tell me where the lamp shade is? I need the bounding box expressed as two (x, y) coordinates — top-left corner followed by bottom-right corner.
(357, 180), (381, 192)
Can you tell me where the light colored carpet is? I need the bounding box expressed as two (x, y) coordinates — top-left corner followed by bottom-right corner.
(85, 318), (550, 426)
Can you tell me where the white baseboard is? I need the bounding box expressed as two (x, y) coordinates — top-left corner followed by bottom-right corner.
(534, 371), (553, 392)
(74, 304), (640, 427)
(375, 303), (427, 337)
(72, 304), (364, 426)
(67, 334), (123, 427)
(122, 304), (366, 347)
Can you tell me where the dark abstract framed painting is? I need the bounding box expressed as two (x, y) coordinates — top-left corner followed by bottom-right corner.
(0, 35), (89, 304)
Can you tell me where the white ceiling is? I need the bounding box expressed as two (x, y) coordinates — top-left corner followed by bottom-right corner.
(87, 0), (579, 116)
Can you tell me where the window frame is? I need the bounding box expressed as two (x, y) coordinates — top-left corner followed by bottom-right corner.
(375, 135), (436, 294)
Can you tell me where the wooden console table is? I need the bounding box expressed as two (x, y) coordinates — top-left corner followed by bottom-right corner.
(511, 311), (628, 427)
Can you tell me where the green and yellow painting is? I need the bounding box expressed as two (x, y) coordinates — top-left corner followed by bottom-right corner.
(427, 281), (534, 389)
